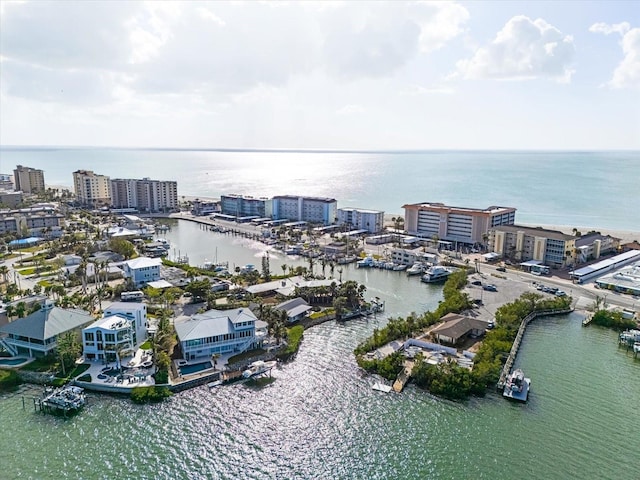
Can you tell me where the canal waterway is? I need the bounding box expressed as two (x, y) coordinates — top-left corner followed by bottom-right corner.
(1, 220), (639, 479)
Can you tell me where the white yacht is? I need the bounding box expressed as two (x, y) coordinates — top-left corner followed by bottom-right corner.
(406, 263), (426, 276)
(421, 265), (453, 283)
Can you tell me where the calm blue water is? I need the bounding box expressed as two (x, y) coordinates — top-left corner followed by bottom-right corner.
(1, 147), (638, 230)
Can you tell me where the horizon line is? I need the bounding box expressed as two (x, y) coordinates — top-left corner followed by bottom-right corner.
(1, 144), (639, 154)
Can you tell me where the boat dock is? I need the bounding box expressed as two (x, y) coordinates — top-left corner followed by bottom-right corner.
(392, 360), (415, 392)
(31, 386), (86, 416)
(497, 307), (573, 392)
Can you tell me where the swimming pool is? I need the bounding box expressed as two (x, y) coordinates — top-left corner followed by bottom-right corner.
(179, 362), (212, 375)
(0, 357), (28, 366)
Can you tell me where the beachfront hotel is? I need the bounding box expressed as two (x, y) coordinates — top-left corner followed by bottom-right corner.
(488, 225), (577, 269)
(220, 194), (272, 218)
(402, 202), (516, 246)
(337, 207), (384, 234)
(110, 177), (178, 213)
(272, 195), (337, 226)
(73, 170), (112, 208)
(13, 165), (45, 194)
(174, 307), (262, 362)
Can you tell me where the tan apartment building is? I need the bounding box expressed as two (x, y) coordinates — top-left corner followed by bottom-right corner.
(13, 165), (45, 194)
(73, 170), (111, 208)
(111, 178), (178, 212)
(488, 225), (577, 268)
(403, 202), (516, 246)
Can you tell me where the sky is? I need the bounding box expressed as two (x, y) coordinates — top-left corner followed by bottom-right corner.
(0, 0), (639, 150)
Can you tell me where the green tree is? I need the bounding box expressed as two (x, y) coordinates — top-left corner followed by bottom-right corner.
(56, 330), (81, 377)
(108, 238), (136, 259)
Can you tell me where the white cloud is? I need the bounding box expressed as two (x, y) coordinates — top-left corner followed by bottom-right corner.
(337, 104), (365, 115)
(409, 1), (469, 52)
(456, 15), (575, 82)
(589, 22), (630, 36)
(402, 85), (454, 95)
(590, 22), (640, 89)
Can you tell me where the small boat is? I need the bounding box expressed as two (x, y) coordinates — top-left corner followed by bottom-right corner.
(207, 380), (223, 388)
(242, 360), (277, 379)
(372, 382), (392, 393)
(392, 264), (407, 271)
(406, 263), (426, 276)
(503, 368), (531, 402)
(633, 342), (640, 354)
(421, 265), (453, 283)
(357, 256), (375, 268)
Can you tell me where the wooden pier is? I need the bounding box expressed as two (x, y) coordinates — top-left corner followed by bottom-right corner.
(392, 360), (415, 393)
(497, 307), (573, 391)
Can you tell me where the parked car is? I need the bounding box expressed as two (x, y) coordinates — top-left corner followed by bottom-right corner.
(483, 284), (497, 292)
(496, 266), (506, 272)
(471, 280), (482, 286)
(555, 290), (567, 297)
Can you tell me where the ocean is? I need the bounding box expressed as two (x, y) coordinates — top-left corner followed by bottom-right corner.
(1, 147), (638, 231)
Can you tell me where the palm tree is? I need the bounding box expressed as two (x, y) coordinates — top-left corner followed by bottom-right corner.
(281, 263), (288, 277)
(0, 265), (8, 283)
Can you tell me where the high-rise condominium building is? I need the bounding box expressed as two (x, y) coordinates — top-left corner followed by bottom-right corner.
(13, 165), (45, 194)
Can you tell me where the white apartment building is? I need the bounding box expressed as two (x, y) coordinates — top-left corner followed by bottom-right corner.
(272, 195), (337, 225)
(403, 202), (516, 246)
(73, 170), (112, 208)
(13, 165), (45, 194)
(111, 177), (178, 212)
(220, 194), (272, 218)
(337, 207), (384, 233)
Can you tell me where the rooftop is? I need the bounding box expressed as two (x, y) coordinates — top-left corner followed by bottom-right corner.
(85, 314), (131, 331)
(491, 224), (575, 241)
(403, 202), (516, 214)
(0, 303), (94, 341)
(174, 307), (258, 342)
(124, 257), (163, 269)
(431, 313), (488, 340)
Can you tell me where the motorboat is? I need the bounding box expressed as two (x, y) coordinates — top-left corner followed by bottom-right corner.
(357, 256), (375, 268)
(503, 368), (531, 402)
(242, 360), (277, 379)
(406, 263), (426, 276)
(421, 265), (453, 283)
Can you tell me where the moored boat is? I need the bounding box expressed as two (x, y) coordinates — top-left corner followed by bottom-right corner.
(242, 360), (277, 379)
(421, 265), (453, 283)
(406, 263), (426, 276)
(502, 368), (530, 402)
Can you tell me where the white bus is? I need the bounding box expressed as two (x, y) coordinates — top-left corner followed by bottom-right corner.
(121, 291), (144, 302)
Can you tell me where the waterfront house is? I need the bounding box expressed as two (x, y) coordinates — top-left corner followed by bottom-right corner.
(174, 308), (260, 362)
(275, 297), (312, 323)
(430, 313), (488, 346)
(122, 257), (162, 288)
(104, 302), (148, 348)
(0, 300), (94, 357)
(82, 314), (136, 362)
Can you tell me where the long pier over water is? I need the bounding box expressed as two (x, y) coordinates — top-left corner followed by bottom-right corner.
(497, 307), (574, 391)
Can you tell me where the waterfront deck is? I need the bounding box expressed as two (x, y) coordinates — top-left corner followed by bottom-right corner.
(392, 360), (415, 392)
